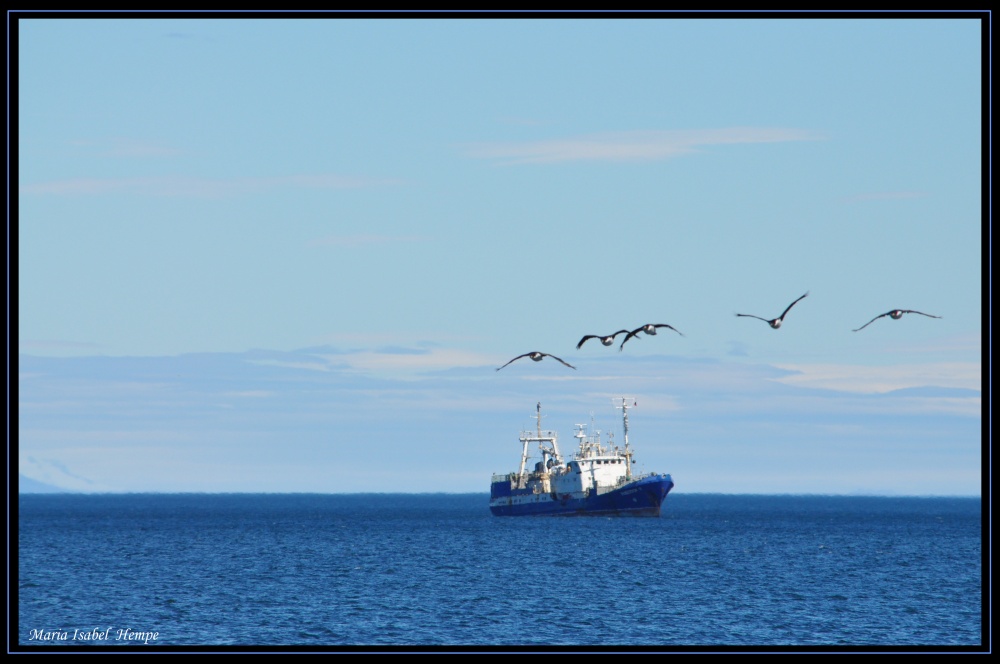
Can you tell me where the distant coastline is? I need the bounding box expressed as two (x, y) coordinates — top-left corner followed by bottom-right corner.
(17, 475), (77, 494)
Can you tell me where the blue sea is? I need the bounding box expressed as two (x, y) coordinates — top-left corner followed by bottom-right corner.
(16, 493), (984, 652)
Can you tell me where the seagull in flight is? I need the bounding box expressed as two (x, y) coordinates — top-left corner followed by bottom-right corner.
(576, 330), (632, 349)
(496, 352), (577, 371)
(736, 291), (809, 329)
(619, 324), (685, 351)
(852, 309), (942, 332)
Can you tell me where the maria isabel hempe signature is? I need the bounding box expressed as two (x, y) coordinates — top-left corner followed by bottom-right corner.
(27, 627), (160, 645)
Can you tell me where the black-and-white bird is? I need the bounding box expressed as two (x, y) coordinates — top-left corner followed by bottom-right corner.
(736, 291), (809, 329)
(852, 309), (942, 332)
(619, 323), (685, 351)
(496, 352), (577, 371)
(576, 330), (631, 350)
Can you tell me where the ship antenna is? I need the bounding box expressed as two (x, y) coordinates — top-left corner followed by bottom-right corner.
(622, 398), (630, 449)
(537, 401), (542, 438)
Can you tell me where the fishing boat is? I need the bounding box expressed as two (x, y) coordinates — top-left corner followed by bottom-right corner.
(489, 397), (673, 516)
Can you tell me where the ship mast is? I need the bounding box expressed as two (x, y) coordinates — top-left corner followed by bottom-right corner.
(518, 402), (561, 479)
(615, 397), (635, 479)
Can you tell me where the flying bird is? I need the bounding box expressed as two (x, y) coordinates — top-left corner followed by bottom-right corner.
(576, 330), (632, 349)
(619, 324), (685, 351)
(496, 352), (577, 371)
(852, 309), (942, 332)
(736, 291), (809, 329)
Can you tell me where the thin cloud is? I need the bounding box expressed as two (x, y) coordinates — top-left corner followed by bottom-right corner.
(246, 359), (342, 373)
(308, 333), (486, 347)
(245, 347), (495, 374)
(771, 362), (981, 394)
(466, 127), (823, 165)
(331, 348), (497, 374)
(875, 333), (982, 357)
(20, 174), (400, 198)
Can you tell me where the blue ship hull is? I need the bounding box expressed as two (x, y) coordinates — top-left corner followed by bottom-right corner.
(490, 473), (674, 517)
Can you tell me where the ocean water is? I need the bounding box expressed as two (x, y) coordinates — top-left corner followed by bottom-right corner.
(16, 493), (983, 651)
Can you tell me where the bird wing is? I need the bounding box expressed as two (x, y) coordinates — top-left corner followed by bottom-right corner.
(653, 324), (684, 337)
(852, 313), (888, 332)
(903, 310), (942, 319)
(779, 291), (809, 320)
(735, 313), (771, 324)
(619, 328), (643, 351)
(576, 335), (598, 349)
(496, 353), (530, 371)
(545, 353), (577, 370)
(610, 329), (631, 339)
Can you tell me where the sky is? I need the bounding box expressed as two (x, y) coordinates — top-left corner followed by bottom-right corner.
(15, 13), (986, 496)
